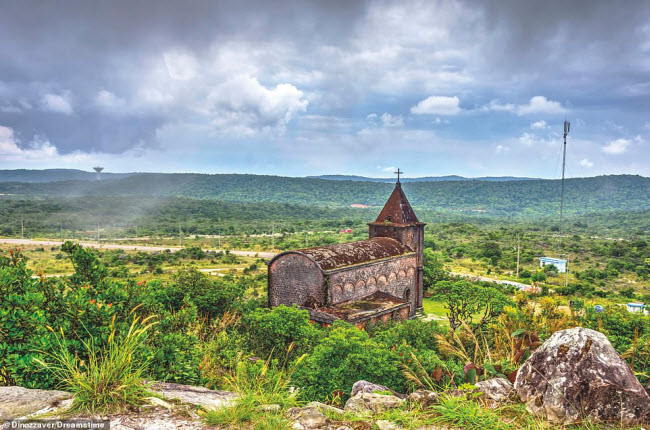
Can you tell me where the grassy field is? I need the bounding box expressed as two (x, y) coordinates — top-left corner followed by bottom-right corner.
(0, 243), (263, 281)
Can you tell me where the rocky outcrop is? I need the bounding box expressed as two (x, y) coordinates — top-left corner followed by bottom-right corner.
(0, 386), (73, 420)
(149, 381), (238, 410)
(344, 392), (404, 413)
(515, 327), (650, 424)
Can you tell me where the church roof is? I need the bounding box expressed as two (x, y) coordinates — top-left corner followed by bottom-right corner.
(372, 182), (420, 224)
(297, 237), (413, 271)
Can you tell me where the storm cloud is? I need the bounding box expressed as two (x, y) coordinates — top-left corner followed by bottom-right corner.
(0, 0), (648, 177)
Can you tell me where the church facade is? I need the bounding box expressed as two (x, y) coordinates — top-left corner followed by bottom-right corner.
(267, 178), (425, 327)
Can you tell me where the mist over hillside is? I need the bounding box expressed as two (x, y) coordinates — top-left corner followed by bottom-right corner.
(0, 172), (647, 218)
(0, 169), (136, 183)
(307, 175), (539, 182)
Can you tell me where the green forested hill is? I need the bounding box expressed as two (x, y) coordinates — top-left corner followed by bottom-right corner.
(0, 173), (647, 218)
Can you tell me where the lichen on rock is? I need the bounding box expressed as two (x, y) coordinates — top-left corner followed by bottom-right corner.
(515, 327), (650, 424)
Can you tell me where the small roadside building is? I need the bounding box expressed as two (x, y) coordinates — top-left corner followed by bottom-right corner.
(626, 302), (647, 315)
(267, 178), (425, 328)
(539, 257), (567, 273)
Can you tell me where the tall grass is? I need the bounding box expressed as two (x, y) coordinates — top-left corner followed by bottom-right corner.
(202, 346), (303, 428)
(37, 315), (156, 413)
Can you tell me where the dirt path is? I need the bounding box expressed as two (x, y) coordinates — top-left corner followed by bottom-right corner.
(0, 238), (277, 259)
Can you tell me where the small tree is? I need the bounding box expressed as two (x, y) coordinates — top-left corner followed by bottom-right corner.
(423, 248), (449, 291)
(432, 280), (512, 331)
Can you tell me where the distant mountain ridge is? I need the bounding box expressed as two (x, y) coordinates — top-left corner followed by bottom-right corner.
(0, 169), (135, 183)
(0, 172), (647, 218)
(307, 174), (539, 182)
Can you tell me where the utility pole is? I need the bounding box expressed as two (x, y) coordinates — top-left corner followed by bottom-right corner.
(21, 219), (24, 239)
(179, 224), (182, 248)
(60, 223), (63, 242)
(558, 120), (570, 256)
(516, 234), (521, 278)
(565, 255), (570, 288)
(218, 218), (221, 248)
(271, 223), (275, 250)
(97, 222), (100, 242)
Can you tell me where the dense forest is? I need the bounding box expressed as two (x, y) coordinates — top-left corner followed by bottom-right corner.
(0, 173), (647, 217)
(0, 196), (647, 239)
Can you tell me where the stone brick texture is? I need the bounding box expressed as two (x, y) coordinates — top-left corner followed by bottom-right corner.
(268, 253), (324, 307)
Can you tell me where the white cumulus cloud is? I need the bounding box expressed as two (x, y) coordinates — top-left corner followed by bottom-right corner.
(518, 96), (567, 115)
(579, 158), (594, 167)
(207, 76), (308, 135)
(41, 92), (73, 115)
(380, 113), (404, 127)
(0, 125), (58, 160)
(410, 96), (460, 115)
(602, 138), (630, 154)
(485, 96), (567, 116)
(531, 120), (548, 129)
(94, 90), (126, 112)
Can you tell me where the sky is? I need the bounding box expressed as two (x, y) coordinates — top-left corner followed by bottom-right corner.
(0, 0), (649, 178)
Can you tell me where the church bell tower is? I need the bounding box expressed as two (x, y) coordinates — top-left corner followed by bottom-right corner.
(368, 170), (426, 311)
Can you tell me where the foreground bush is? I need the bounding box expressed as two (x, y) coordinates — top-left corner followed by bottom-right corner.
(244, 305), (322, 360)
(37, 316), (156, 413)
(292, 321), (404, 402)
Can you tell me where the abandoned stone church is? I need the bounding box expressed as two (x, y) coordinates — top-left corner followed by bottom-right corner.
(267, 178), (425, 327)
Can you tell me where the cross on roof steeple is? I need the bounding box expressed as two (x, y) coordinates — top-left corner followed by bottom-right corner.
(394, 168), (403, 184)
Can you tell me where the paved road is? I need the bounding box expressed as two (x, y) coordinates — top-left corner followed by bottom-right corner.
(0, 238), (277, 259)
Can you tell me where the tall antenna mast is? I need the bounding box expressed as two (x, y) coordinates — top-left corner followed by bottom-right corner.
(558, 120), (570, 256)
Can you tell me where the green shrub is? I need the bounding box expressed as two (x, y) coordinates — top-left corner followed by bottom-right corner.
(244, 305), (321, 360)
(292, 321), (404, 402)
(368, 319), (447, 353)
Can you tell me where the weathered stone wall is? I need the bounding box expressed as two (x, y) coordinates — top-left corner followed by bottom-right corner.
(268, 253), (324, 308)
(368, 223), (425, 310)
(327, 255), (418, 316)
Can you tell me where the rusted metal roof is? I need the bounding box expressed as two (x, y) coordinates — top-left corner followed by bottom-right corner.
(297, 237), (413, 271)
(372, 182), (420, 224)
(312, 291), (408, 322)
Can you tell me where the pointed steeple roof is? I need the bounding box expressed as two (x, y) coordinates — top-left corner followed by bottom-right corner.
(374, 182), (420, 224)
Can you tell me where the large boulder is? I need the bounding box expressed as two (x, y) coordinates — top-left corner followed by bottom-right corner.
(515, 327), (650, 424)
(0, 386), (73, 420)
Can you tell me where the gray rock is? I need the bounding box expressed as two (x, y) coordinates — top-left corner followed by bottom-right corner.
(287, 405), (329, 429)
(0, 386), (73, 420)
(306, 401), (345, 416)
(375, 420), (403, 430)
(149, 381), (237, 411)
(475, 378), (513, 402)
(344, 392), (404, 413)
(407, 390), (441, 407)
(515, 327), (650, 424)
(350, 380), (404, 398)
